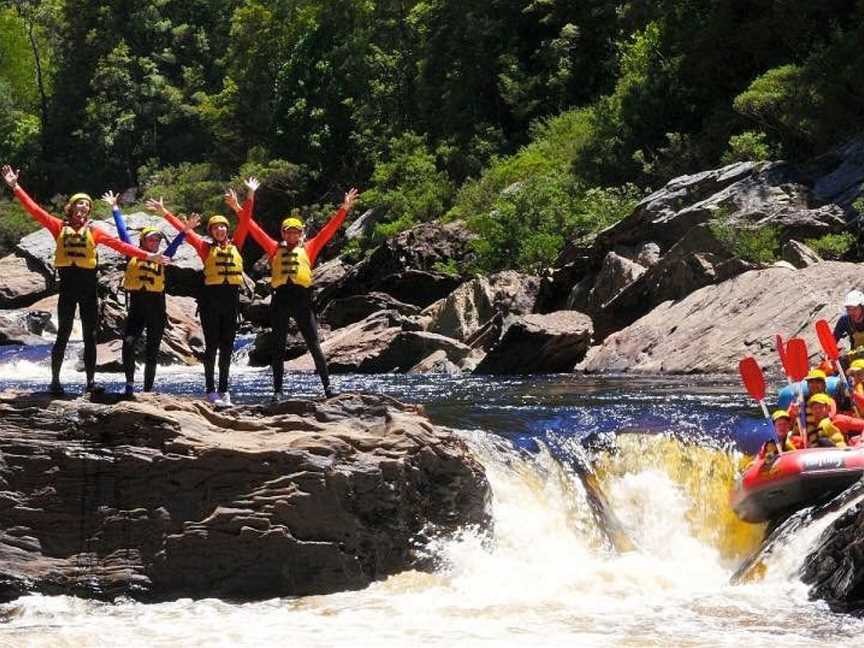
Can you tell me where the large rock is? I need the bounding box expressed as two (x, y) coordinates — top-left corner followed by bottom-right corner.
(247, 329), (308, 367)
(0, 311), (47, 346)
(0, 253), (52, 308)
(423, 271), (540, 342)
(474, 311), (593, 374)
(586, 252), (645, 313)
(782, 239), (823, 268)
(319, 221), (476, 307)
(595, 224), (755, 339)
(579, 261), (864, 374)
(0, 391), (490, 602)
(800, 486), (864, 613)
(286, 311), (472, 374)
(320, 292), (421, 330)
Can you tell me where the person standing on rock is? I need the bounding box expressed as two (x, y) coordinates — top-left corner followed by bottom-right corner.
(229, 187), (358, 401)
(1, 164), (169, 395)
(146, 179), (257, 407)
(102, 191), (198, 396)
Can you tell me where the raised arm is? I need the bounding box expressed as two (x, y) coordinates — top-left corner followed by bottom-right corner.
(225, 178), (276, 256)
(164, 213), (200, 258)
(305, 187), (358, 265)
(2, 165), (62, 237)
(146, 197), (208, 262)
(102, 190), (130, 243)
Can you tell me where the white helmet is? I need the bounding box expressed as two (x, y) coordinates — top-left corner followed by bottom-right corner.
(845, 290), (864, 307)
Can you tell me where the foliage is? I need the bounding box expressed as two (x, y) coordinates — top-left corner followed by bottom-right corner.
(139, 161), (227, 217)
(709, 216), (780, 265)
(362, 132), (452, 240)
(0, 198), (39, 256)
(721, 131), (777, 165)
(804, 232), (855, 260)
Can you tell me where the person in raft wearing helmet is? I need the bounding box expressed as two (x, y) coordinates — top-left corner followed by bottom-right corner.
(787, 369), (840, 447)
(102, 190), (199, 396)
(833, 289), (864, 362)
(146, 179), (256, 407)
(846, 359), (864, 416)
(229, 186), (359, 401)
(1, 164), (168, 395)
(757, 409), (795, 460)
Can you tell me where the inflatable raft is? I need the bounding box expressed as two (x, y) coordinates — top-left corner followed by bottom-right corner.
(731, 447), (864, 523)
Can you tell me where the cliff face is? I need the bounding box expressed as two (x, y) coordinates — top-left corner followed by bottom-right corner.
(0, 391), (490, 602)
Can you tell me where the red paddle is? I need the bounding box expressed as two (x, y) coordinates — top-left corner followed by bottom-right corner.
(786, 337), (810, 448)
(775, 334), (792, 383)
(739, 357), (781, 453)
(816, 319), (850, 397)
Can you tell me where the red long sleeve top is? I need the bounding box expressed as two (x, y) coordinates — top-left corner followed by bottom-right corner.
(162, 197), (253, 263)
(246, 206), (347, 266)
(14, 185), (151, 261)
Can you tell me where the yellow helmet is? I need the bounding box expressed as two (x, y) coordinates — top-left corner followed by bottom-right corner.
(139, 226), (162, 240)
(808, 392), (833, 406)
(849, 359), (864, 373)
(771, 409), (790, 421)
(66, 192), (93, 207)
(281, 217), (304, 230)
(805, 369), (827, 381)
(208, 215), (229, 230)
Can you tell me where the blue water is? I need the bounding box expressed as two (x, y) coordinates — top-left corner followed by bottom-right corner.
(0, 344), (775, 455)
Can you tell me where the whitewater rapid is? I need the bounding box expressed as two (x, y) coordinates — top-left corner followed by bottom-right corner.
(1, 421), (862, 647)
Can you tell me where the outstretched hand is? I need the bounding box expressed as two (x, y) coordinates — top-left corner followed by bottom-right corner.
(244, 176), (260, 193)
(145, 197), (167, 215)
(101, 190), (119, 208)
(224, 189), (241, 213)
(342, 187), (359, 212)
(147, 253), (171, 265)
(1, 164), (20, 189)
(182, 212), (201, 232)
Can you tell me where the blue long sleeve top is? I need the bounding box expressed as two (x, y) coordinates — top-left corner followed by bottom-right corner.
(112, 206), (185, 257)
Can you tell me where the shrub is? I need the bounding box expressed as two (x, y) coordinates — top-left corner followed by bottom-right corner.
(139, 161), (227, 217)
(709, 216), (780, 264)
(720, 131), (778, 165)
(804, 232), (855, 260)
(0, 198), (39, 256)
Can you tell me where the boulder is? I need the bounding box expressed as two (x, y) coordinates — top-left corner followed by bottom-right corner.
(474, 311), (593, 374)
(408, 350), (462, 374)
(320, 292), (421, 330)
(534, 259), (592, 314)
(423, 271), (540, 342)
(578, 261), (864, 374)
(0, 391), (490, 602)
(586, 252), (646, 313)
(595, 225), (755, 339)
(319, 221), (476, 306)
(800, 485), (864, 613)
(782, 239), (823, 268)
(0, 253), (52, 308)
(0, 312), (47, 346)
(247, 329), (308, 367)
(344, 209), (380, 240)
(286, 311), (472, 374)
(635, 242), (662, 267)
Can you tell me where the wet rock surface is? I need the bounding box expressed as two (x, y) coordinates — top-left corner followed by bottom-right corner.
(0, 391), (490, 603)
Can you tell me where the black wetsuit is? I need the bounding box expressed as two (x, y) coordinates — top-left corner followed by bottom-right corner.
(52, 267), (98, 387)
(200, 284), (240, 393)
(122, 292), (166, 391)
(271, 284), (330, 393)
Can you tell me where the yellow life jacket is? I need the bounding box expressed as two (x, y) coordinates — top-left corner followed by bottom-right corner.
(55, 224), (97, 269)
(123, 257), (165, 292)
(203, 242), (243, 286)
(271, 245), (313, 289)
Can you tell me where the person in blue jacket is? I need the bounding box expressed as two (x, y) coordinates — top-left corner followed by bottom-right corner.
(102, 191), (198, 395)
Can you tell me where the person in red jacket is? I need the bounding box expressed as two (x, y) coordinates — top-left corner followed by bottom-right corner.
(231, 187), (358, 400)
(146, 179), (256, 407)
(2, 164), (168, 395)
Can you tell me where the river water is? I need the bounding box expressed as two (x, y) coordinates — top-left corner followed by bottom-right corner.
(0, 343), (862, 647)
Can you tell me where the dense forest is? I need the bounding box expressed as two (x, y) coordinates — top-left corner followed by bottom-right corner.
(1, 0), (863, 267)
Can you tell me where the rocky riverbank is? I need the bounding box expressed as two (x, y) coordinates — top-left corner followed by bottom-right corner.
(0, 391), (490, 603)
(0, 141), (863, 375)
